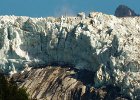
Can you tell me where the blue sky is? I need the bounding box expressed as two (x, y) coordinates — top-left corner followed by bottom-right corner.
(0, 0), (139, 17)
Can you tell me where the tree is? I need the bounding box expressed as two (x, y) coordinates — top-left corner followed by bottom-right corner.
(0, 74), (29, 100)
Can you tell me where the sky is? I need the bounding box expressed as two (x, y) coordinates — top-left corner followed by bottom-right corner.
(0, 0), (139, 17)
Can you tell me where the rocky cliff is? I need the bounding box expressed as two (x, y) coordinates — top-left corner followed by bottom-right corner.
(0, 13), (140, 99)
(12, 66), (128, 100)
(115, 5), (138, 17)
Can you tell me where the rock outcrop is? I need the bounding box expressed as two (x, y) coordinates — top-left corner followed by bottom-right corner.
(12, 67), (128, 100)
(0, 13), (140, 99)
(115, 5), (138, 17)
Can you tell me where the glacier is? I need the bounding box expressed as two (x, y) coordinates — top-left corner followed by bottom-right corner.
(0, 12), (140, 99)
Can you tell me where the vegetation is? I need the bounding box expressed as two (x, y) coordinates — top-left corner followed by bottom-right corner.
(0, 74), (29, 100)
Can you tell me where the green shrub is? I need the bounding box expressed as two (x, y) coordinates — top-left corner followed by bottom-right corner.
(0, 74), (29, 100)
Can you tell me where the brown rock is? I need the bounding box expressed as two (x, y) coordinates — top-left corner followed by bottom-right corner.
(12, 67), (90, 100)
(12, 67), (129, 100)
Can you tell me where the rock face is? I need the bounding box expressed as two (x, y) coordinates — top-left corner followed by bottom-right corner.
(0, 13), (140, 99)
(115, 5), (138, 17)
(12, 67), (128, 100)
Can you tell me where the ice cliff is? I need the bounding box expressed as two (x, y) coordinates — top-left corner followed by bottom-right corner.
(0, 12), (140, 99)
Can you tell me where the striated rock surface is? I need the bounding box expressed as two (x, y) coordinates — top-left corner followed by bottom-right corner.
(115, 5), (138, 17)
(12, 67), (128, 100)
(0, 13), (140, 99)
